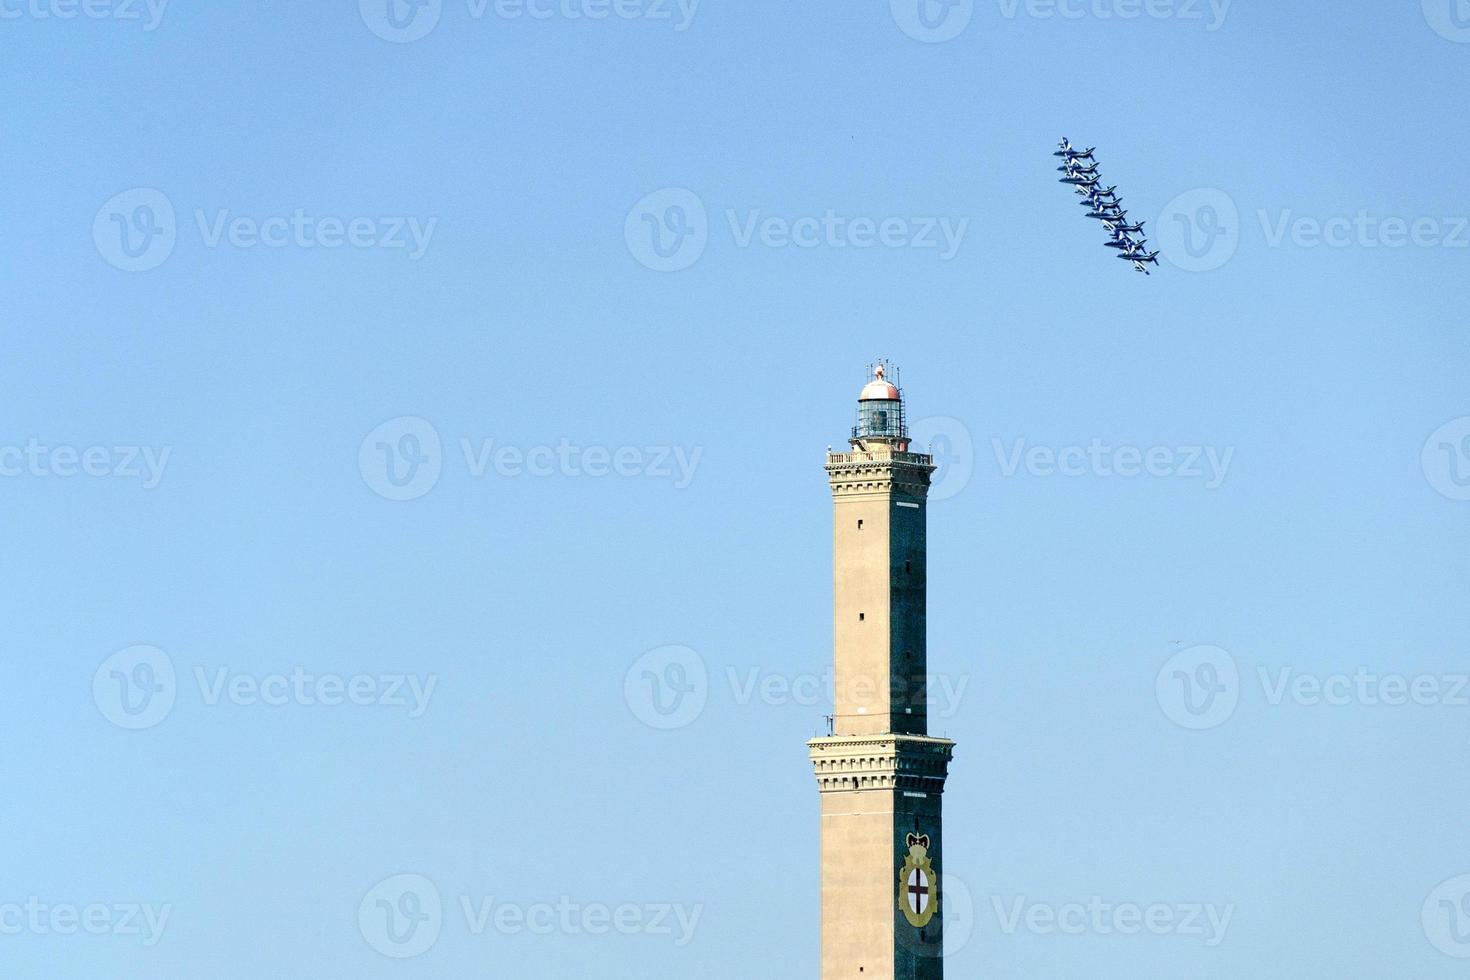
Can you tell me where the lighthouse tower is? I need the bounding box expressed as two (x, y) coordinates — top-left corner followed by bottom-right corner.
(809, 362), (956, 979)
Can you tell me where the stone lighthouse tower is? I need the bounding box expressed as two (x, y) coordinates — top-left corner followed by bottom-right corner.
(809, 362), (956, 979)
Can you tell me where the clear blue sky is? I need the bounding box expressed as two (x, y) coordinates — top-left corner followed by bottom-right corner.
(3, 2), (1468, 977)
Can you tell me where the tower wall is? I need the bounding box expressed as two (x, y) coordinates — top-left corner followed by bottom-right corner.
(810, 735), (953, 979)
(828, 448), (935, 736)
(812, 381), (956, 980)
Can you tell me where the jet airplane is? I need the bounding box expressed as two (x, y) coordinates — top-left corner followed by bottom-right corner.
(1054, 139), (1097, 162)
(1058, 162), (1101, 176)
(1055, 139), (1157, 276)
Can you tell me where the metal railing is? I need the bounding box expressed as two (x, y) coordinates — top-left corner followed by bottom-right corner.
(827, 450), (934, 466)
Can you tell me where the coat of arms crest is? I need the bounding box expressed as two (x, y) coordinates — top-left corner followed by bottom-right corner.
(899, 832), (938, 928)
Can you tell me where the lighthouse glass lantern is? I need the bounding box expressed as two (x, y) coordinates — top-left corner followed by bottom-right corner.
(852, 362), (908, 443)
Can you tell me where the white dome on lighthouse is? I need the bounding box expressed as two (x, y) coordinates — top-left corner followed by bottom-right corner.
(859, 363), (900, 401)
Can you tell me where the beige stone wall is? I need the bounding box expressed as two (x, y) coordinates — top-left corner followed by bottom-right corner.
(818, 787), (896, 977)
(826, 446), (935, 737)
(831, 489), (895, 735)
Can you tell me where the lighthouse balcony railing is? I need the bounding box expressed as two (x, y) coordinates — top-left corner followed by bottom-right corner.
(827, 450), (934, 466)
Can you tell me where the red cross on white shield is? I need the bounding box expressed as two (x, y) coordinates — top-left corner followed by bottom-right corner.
(907, 867), (931, 915)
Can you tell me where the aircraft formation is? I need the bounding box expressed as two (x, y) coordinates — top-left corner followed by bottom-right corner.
(1056, 138), (1159, 275)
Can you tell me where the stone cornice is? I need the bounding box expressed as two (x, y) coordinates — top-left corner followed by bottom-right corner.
(807, 734), (955, 794)
(825, 456), (934, 498)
